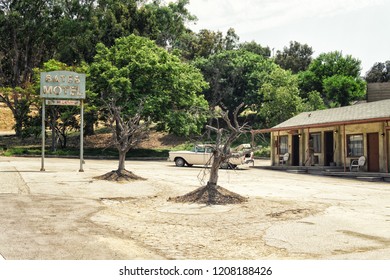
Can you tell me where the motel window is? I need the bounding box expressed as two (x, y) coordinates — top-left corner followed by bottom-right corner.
(347, 134), (364, 157)
(279, 136), (288, 155)
(310, 133), (321, 153)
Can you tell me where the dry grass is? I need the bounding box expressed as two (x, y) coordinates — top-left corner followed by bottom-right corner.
(0, 105), (15, 131)
(0, 106), (187, 149)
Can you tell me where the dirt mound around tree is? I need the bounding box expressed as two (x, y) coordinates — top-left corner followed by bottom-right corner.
(169, 184), (248, 205)
(93, 169), (146, 182)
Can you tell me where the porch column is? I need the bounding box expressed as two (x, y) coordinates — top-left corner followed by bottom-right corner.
(343, 124), (347, 172)
(305, 127), (310, 166)
(277, 130), (280, 166)
(300, 128), (304, 166)
(385, 130), (388, 173)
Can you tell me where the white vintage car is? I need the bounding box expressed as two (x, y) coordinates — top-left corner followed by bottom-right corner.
(168, 144), (254, 168)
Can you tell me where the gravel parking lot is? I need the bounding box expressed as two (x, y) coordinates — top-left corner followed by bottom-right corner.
(1, 156), (389, 260)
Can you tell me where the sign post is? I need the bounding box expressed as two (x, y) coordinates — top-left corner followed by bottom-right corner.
(41, 99), (45, 171)
(79, 99), (84, 172)
(40, 71), (86, 172)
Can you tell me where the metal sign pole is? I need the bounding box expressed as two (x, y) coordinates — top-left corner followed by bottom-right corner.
(41, 99), (45, 171)
(79, 99), (84, 172)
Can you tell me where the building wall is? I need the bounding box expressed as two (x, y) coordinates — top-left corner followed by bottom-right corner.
(271, 121), (389, 172)
(340, 122), (386, 172)
(367, 83), (390, 102)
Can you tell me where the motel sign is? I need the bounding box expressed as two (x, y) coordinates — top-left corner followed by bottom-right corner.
(40, 71), (86, 172)
(40, 71), (86, 99)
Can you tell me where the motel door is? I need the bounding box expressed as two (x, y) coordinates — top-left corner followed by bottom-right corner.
(292, 135), (300, 166)
(367, 133), (380, 172)
(324, 131), (334, 166)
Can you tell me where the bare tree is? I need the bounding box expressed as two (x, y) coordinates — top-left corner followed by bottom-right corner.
(170, 103), (255, 205)
(94, 101), (149, 181)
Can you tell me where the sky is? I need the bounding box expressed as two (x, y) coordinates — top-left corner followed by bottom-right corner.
(186, 0), (390, 75)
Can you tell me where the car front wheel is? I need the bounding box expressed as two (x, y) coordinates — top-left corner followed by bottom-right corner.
(175, 157), (186, 167)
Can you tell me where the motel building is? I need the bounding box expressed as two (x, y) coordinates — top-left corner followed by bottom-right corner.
(254, 83), (390, 175)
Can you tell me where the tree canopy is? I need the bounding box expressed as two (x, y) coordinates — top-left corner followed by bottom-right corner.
(274, 41), (313, 74)
(298, 51), (366, 107)
(258, 66), (304, 127)
(193, 49), (275, 113)
(0, 0), (60, 87)
(89, 34), (209, 136)
(365, 61), (390, 83)
(1, 0), (387, 138)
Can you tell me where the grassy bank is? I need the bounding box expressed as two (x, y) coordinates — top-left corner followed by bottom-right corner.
(1, 145), (169, 159)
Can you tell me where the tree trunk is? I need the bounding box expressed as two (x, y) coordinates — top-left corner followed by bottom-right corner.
(208, 150), (222, 189)
(84, 111), (96, 136)
(14, 118), (23, 138)
(118, 151), (126, 172)
(84, 120), (95, 136)
(62, 133), (67, 149)
(208, 159), (220, 186)
(11, 105), (24, 138)
(51, 122), (57, 151)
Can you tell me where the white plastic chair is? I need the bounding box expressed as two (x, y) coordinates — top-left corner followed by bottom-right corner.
(349, 156), (366, 172)
(280, 153), (289, 165)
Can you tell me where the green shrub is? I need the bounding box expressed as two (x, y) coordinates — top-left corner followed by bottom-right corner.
(254, 146), (270, 157)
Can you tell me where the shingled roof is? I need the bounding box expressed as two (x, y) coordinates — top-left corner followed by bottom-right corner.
(261, 99), (390, 132)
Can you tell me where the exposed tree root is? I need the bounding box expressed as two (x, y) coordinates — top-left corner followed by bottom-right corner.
(93, 169), (146, 182)
(169, 183), (247, 205)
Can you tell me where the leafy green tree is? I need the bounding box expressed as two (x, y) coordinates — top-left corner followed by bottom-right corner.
(92, 0), (138, 49)
(136, 0), (196, 49)
(0, 0), (61, 136)
(187, 29), (224, 59)
(238, 41), (271, 58)
(224, 28), (240, 51)
(297, 70), (321, 97)
(323, 75), (366, 107)
(258, 66), (304, 127)
(53, 0), (98, 65)
(365, 61), (390, 83)
(0, 0), (60, 87)
(302, 90), (326, 111)
(309, 51), (361, 79)
(274, 41), (313, 73)
(89, 35), (208, 175)
(193, 49), (275, 116)
(298, 51), (365, 106)
(47, 0), (196, 64)
(175, 28), (241, 61)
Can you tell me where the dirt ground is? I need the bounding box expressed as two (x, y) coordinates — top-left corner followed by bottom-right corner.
(1, 156), (389, 260)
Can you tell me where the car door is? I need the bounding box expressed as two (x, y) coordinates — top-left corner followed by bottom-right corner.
(190, 146), (206, 165)
(204, 146), (214, 165)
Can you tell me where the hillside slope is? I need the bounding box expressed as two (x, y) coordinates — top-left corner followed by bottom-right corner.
(1, 106), (187, 149)
(0, 104), (15, 132)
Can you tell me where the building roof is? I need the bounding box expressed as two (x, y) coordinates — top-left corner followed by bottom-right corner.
(257, 99), (390, 132)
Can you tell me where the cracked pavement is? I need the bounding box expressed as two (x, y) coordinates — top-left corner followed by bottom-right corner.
(0, 156), (390, 260)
